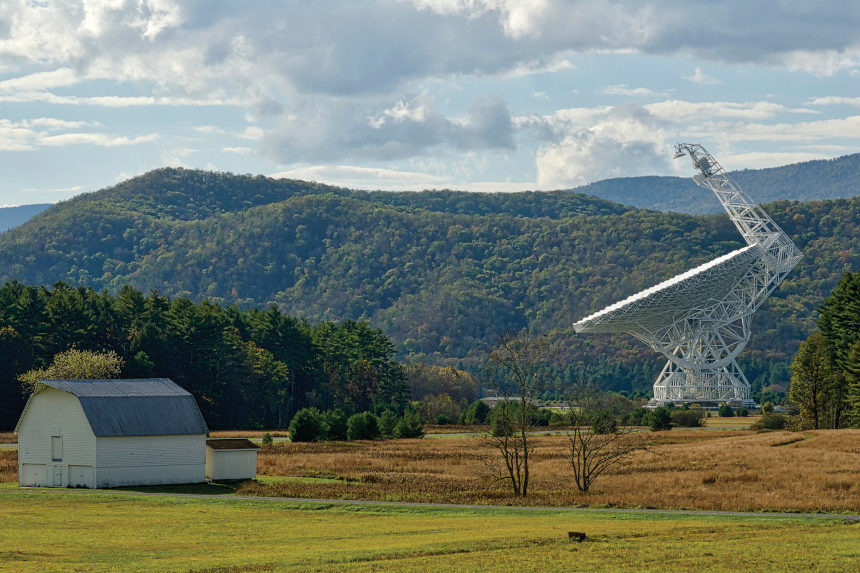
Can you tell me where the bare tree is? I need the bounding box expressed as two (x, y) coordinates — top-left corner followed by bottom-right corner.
(484, 332), (555, 497)
(566, 378), (644, 493)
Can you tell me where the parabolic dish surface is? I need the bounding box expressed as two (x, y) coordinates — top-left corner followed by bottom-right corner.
(573, 244), (759, 334)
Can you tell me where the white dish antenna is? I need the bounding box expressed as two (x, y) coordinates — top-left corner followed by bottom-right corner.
(574, 143), (802, 405)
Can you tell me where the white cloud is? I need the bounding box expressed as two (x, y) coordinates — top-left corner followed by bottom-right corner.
(271, 164), (448, 190)
(0, 1), (857, 202)
(601, 84), (668, 97)
(0, 92), (244, 107)
(40, 132), (160, 147)
(0, 68), (79, 91)
(269, 163), (534, 192)
(29, 118), (101, 131)
(691, 115), (860, 143)
(223, 146), (253, 155)
(534, 103), (671, 188)
(809, 96), (860, 106)
(0, 116), (159, 150)
(683, 67), (721, 85)
(779, 48), (860, 77)
(261, 93), (514, 163)
(647, 100), (814, 122)
(194, 125), (227, 134)
(238, 126), (264, 140)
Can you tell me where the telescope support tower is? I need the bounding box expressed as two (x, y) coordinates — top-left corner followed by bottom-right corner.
(573, 144), (802, 407)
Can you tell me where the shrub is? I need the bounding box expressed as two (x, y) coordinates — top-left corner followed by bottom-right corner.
(347, 411), (380, 440)
(323, 409), (349, 440)
(289, 408), (324, 442)
(623, 407), (649, 426)
(529, 407), (552, 427)
(463, 400), (490, 425)
(762, 401), (775, 414)
(736, 407), (749, 417)
(718, 404), (735, 417)
(261, 432), (273, 445)
(590, 410), (618, 434)
(549, 410), (571, 426)
(419, 393), (462, 425)
(490, 404), (515, 437)
(394, 408), (425, 438)
(379, 409), (398, 437)
(671, 409), (705, 427)
(648, 407), (672, 431)
(755, 412), (787, 430)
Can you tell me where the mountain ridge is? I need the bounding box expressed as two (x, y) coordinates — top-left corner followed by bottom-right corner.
(0, 165), (856, 399)
(2, 151), (856, 229)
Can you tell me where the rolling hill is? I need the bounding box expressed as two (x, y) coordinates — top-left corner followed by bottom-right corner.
(0, 203), (52, 232)
(572, 153), (860, 214)
(0, 168), (856, 398)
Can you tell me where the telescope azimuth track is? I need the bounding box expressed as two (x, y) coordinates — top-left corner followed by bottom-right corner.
(574, 143), (802, 406)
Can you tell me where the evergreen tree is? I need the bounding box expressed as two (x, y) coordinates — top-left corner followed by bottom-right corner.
(789, 333), (835, 429)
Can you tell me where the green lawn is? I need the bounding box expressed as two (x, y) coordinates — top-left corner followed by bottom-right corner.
(0, 488), (856, 572)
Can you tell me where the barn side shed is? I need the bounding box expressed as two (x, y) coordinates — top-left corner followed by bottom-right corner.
(15, 378), (209, 488)
(205, 438), (259, 480)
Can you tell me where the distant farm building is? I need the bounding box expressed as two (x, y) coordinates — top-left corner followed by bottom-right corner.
(15, 378), (209, 488)
(205, 438), (259, 480)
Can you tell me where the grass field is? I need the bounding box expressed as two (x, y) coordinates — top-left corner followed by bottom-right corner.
(0, 488), (856, 572)
(245, 428), (860, 513)
(2, 428), (858, 513)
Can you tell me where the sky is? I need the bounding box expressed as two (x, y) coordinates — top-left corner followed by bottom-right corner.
(1, 0), (858, 206)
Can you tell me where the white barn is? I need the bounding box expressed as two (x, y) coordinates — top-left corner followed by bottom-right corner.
(15, 378), (209, 488)
(205, 438), (259, 480)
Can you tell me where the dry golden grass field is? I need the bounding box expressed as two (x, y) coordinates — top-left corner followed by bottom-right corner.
(240, 428), (860, 513)
(2, 426), (857, 514)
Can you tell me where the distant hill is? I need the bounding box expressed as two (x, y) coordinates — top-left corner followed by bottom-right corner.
(573, 153), (860, 214)
(0, 204), (52, 232)
(0, 167), (856, 399)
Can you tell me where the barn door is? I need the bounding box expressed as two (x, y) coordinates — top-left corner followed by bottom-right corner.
(52, 465), (62, 486)
(68, 465), (93, 488)
(51, 436), (63, 461)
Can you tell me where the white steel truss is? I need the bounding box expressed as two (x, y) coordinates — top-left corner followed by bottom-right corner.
(573, 143), (802, 404)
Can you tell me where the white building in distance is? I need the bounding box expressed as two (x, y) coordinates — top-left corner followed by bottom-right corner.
(205, 438), (260, 481)
(15, 378), (209, 488)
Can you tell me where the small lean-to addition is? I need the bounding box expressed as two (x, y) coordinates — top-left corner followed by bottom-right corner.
(574, 144), (802, 407)
(205, 438), (260, 481)
(14, 378), (209, 488)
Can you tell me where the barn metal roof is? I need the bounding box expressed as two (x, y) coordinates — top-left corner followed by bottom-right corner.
(206, 438), (260, 450)
(37, 378), (209, 437)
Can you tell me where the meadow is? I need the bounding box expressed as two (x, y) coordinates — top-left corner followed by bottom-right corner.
(2, 427), (858, 513)
(241, 428), (860, 513)
(0, 488), (856, 572)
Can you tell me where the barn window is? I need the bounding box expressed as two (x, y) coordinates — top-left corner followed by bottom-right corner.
(51, 436), (63, 461)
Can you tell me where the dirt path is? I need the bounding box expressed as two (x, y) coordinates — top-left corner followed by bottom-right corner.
(20, 486), (860, 521)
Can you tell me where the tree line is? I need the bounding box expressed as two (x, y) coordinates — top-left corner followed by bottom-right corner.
(788, 270), (859, 428)
(0, 281), (408, 431)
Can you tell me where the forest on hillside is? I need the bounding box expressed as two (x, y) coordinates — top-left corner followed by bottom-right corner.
(0, 169), (856, 405)
(0, 283), (408, 431)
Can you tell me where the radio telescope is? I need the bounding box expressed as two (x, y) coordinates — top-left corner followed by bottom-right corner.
(573, 143), (802, 406)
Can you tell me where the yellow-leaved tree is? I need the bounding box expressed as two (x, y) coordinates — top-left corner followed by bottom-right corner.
(18, 349), (124, 394)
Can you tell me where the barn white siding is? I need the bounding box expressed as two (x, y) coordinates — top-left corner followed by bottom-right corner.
(205, 448), (257, 480)
(16, 387), (96, 487)
(15, 379), (209, 488)
(95, 435), (206, 487)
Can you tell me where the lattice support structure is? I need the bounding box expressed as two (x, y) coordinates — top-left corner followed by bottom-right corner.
(573, 143), (802, 406)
